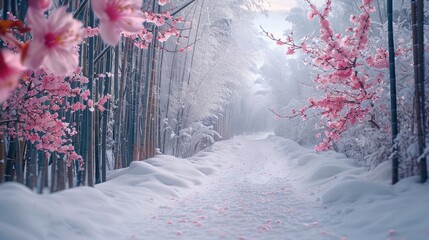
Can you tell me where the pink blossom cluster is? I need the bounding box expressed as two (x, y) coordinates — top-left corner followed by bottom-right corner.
(1, 69), (84, 164)
(132, 12), (184, 49)
(83, 27), (100, 39)
(0, 66), (112, 164)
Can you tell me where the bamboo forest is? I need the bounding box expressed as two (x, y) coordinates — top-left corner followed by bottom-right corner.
(0, 0), (428, 239)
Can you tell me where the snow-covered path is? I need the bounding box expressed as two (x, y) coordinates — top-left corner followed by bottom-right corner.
(131, 135), (337, 240)
(1, 134), (429, 240)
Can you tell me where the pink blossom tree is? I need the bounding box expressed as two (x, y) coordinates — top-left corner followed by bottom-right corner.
(263, 0), (389, 151)
(0, 68), (112, 165)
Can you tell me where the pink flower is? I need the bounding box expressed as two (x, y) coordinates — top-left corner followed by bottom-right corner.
(143, 32), (153, 42)
(134, 41), (148, 49)
(97, 104), (106, 112)
(307, 11), (316, 20)
(157, 32), (168, 42)
(155, 16), (165, 27)
(80, 89), (90, 100)
(98, 94), (111, 105)
(158, 0), (169, 6)
(0, 50), (24, 103)
(23, 7), (83, 75)
(83, 27), (100, 38)
(27, 0), (51, 11)
(91, 0), (144, 46)
(71, 102), (85, 111)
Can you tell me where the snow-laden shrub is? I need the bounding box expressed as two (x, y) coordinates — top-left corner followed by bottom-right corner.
(274, 116), (320, 147)
(335, 124), (389, 169)
(176, 122), (221, 158)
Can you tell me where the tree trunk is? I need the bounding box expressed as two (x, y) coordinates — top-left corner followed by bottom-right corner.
(0, 133), (4, 184)
(14, 136), (23, 184)
(24, 144), (32, 189)
(114, 39), (131, 169)
(5, 137), (16, 182)
(133, 49), (144, 161)
(387, 0), (399, 184)
(38, 154), (48, 194)
(101, 48), (112, 182)
(30, 147), (37, 189)
(416, 0), (427, 183)
(67, 162), (74, 189)
(50, 154), (57, 192)
(57, 157), (66, 191)
(112, 44), (120, 168)
(86, 9), (96, 187)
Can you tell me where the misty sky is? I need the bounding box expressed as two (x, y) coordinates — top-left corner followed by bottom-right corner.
(256, 0), (325, 39)
(264, 0), (299, 11)
(256, 0), (300, 39)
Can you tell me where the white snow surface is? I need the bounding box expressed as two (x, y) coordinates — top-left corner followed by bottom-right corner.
(0, 133), (428, 240)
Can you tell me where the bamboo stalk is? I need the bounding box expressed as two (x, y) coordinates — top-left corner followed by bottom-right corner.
(416, 0), (427, 183)
(30, 147), (37, 189)
(141, 47), (152, 159)
(73, 0), (88, 18)
(50, 154), (57, 192)
(67, 162), (74, 188)
(133, 49), (144, 161)
(112, 45), (120, 168)
(114, 39), (131, 169)
(101, 48), (112, 182)
(126, 46), (136, 165)
(1, 0), (8, 20)
(387, 0), (399, 184)
(86, 9), (96, 187)
(10, 0), (17, 17)
(147, 37), (158, 158)
(0, 133), (4, 184)
(38, 153), (48, 194)
(57, 157), (65, 191)
(24, 144), (34, 189)
(95, 39), (103, 184)
(5, 137), (16, 182)
(14, 128), (23, 184)
(157, 44), (164, 152)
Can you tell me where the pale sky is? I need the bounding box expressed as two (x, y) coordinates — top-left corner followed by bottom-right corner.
(255, 11), (289, 38)
(256, 0), (300, 39)
(264, 0), (299, 11)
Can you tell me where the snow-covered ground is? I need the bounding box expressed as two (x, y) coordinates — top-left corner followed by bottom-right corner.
(0, 134), (428, 240)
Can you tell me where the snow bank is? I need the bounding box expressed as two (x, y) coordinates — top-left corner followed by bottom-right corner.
(0, 153), (222, 240)
(321, 179), (395, 203)
(269, 134), (429, 240)
(0, 183), (123, 240)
